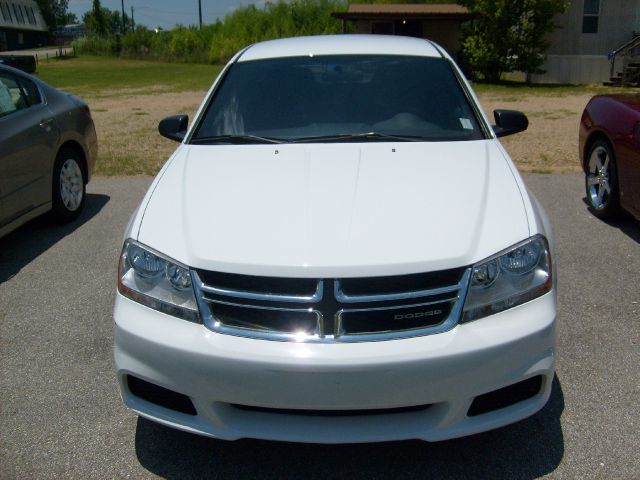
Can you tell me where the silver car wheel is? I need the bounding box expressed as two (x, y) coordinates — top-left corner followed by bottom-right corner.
(586, 145), (611, 210)
(59, 158), (84, 212)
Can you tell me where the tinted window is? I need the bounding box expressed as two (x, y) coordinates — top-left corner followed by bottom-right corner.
(193, 55), (484, 143)
(17, 77), (41, 106)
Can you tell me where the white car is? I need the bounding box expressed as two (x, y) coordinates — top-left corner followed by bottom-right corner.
(114, 35), (556, 443)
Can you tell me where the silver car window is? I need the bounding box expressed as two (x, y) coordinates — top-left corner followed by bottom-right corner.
(16, 76), (41, 106)
(0, 73), (27, 116)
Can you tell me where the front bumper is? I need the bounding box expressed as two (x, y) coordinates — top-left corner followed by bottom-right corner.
(114, 290), (556, 443)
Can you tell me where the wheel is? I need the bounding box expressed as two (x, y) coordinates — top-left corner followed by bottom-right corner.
(585, 139), (619, 220)
(52, 148), (86, 222)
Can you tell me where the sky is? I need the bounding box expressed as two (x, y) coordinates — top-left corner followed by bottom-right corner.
(67, 0), (262, 29)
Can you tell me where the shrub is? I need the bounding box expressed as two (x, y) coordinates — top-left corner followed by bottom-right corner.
(72, 35), (119, 56)
(72, 0), (348, 64)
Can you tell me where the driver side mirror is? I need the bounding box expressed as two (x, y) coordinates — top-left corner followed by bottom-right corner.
(492, 110), (528, 138)
(159, 115), (189, 142)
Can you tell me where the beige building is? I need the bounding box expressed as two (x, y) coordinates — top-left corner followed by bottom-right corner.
(533, 0), (640, 84)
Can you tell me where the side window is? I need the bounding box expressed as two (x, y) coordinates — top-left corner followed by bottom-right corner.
(582, 0), (599, 34)
(0, 73), (28, 117)
(0, 2), (12, 22)
(17, 77), (42, 106)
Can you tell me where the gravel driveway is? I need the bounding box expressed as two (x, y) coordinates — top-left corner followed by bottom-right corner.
(0, 174), (638, 479)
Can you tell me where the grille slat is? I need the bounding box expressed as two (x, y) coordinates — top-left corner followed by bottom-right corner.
(193, 268), (471, 343)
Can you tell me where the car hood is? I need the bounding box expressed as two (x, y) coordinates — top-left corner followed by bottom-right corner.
(137, 141), (530, 277)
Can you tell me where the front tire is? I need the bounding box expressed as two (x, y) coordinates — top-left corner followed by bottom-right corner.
(52, 148), (86, 222)
(585, 139), (619, 220)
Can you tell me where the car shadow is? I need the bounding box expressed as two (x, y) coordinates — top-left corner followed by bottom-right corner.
(581, 197), (640, 244)
(0, 193), (110, 284)
(134, 376), (565, 480)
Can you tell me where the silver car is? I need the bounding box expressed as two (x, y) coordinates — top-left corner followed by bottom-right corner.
(0, 64), (97, 238)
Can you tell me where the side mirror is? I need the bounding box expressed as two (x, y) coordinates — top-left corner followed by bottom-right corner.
(492, 110), (528, 138)
(159, 115), (189, 142)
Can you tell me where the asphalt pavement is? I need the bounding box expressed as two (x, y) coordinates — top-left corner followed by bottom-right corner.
(0, 174), (638, 479)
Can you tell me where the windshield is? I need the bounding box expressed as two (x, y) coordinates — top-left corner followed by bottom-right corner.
(192, 55), (486, 144)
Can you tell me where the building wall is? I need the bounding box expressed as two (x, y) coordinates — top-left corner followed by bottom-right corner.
(0, 27), (47, 50)
(530, 54), (609, 84)
(422, 20), (462, 58)
(350, 19), (464, 57)
(532, 0), (640, 84)
(546, 0), (640, 56)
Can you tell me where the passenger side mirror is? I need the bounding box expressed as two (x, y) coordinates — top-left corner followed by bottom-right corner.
(159, 115), (189, 142)
(492, 110), (528, 138)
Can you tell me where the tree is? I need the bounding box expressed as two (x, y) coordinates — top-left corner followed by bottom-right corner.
(60, 12), (78, 25)
(36, 0), (69, 32)
(459, 0), (569, 82)
(83, 0), (109, 36)
(83, 3), (132, 37)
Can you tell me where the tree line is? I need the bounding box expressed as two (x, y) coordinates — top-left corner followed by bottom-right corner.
(39, 0), (570, 82)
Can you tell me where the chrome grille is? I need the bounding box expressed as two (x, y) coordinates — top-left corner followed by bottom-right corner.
(192, 267), (471, 343)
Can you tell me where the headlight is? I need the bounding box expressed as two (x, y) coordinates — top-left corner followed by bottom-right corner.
(117, 239), (199, 322)
(462, 235), (552, 322)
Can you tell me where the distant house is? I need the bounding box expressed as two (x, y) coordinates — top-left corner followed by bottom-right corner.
(532, 0), (640, 85)
(55, 23), (86, 41)
(331, 4), (471, 61)
(0, 0), (48, 51)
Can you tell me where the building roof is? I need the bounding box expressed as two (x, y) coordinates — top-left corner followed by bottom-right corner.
(0, 0), (48, 32)
(333, 3), (471, 20)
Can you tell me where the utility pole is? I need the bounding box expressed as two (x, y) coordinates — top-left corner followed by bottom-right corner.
(121, 0), (126, 34)
(198, 0), (202, 30)
(131, 6), (135, 32)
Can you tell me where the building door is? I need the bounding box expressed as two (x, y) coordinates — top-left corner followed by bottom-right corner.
(0, 32), (7, 51)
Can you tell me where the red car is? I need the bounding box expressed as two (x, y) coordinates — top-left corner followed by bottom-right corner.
(579, 94), (640, 221)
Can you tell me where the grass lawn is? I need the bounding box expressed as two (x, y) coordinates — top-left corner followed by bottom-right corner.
(37, 56), (222, 98)
(471, 80), (636, 98)
(32, 55), (635, 176)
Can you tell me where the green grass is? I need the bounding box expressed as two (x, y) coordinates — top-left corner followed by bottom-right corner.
(471, 80), (637, 97)
(36, 56), (222, 98)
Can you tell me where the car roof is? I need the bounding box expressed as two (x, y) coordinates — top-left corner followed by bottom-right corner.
(0, 63), (42, 85)
(0, 62), (29, 77)
(238, 35), (443, 62)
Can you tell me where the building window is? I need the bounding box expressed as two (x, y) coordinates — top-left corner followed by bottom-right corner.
(17, 32), (23, 44)
(1, 2), (13, 22)
(12, 3), (25, 24)
(29, 6), (37, 24)
(25, 5), (35, 24)
(582, 0), (599, 34)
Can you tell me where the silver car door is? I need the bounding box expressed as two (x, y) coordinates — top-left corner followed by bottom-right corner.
(0, 71), (58, 224)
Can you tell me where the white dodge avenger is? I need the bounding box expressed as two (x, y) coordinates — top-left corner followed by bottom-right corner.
(114, 35), (557, 443)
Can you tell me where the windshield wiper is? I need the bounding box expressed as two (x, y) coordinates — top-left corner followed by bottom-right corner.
(191, 134), (285, 145)
(290, 132), (425, 143)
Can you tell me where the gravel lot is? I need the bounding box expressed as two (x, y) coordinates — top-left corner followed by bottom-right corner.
(88, 89), (594, 176)
(0, 174), (639, 479)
